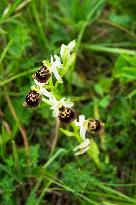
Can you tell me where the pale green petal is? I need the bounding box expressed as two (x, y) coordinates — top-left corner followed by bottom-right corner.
(73, 139), (91, 155)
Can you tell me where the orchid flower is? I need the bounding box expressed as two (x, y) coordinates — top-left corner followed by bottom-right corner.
(49, 96), (74, 117)
(39, 92), (75, 123)
(42, 55), (63, 83)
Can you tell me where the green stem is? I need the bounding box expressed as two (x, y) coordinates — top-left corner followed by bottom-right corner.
(27, 149), (66, 201)
(73, 125), (104, 170)
(0, 68), (38, 87)
(82, 44), (136, 55)
(76, 0), (105, 53)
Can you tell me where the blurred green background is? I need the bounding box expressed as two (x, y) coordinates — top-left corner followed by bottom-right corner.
(0, 0), (136, 204)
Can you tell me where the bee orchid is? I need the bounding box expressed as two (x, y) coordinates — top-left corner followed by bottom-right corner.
(48, 96), (76, 123)
(42, 55), (63, 83)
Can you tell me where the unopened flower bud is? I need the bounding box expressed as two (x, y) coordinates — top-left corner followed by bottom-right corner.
(73, 138), (91, 155)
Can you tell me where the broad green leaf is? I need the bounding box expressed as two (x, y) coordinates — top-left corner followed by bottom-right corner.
(109, 12), (131, 26)
(99, 95), (110, 108)
(88, 138), (100, 165)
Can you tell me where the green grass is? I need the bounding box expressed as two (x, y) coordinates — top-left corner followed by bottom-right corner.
(0, 0), (136, 204)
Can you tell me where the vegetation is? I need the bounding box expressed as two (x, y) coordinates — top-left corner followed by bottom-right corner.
(0, 0), (136, 204)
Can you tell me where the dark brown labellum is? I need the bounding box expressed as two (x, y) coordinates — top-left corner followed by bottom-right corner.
(33, 66), (51, 83)
(24, 90), (42, 108)
(59, 107), (76, 124)
(87, 119), (103, 133)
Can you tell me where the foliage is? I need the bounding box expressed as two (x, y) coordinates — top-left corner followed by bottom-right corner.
(0, 0), (136, 204)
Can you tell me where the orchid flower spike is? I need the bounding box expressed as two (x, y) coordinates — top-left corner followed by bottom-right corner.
(75, 115), (88, 141)
(73, 138), (91, 156)
(60, 40), (76, 59)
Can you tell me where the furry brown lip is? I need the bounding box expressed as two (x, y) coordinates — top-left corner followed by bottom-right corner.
(59, 107), (76, 124)
(23, 90), (42, 108)
(87, 119), (102, 132)
(32, 66), (51, 83)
